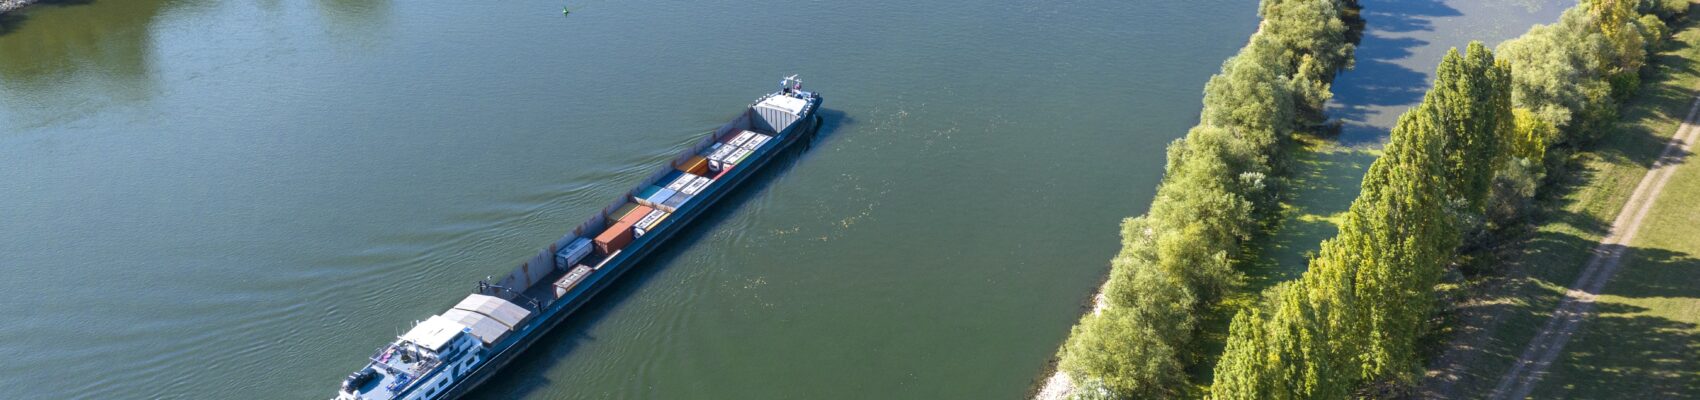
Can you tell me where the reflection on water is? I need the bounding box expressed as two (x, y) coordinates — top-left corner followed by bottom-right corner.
(0, 0), (171, 126)
(317, 0), (389, 47)
(0, 0), (388, 128)
(0, 0), (173, 83)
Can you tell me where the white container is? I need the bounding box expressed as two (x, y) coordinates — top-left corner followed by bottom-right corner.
(708, 145), (737, 163)
(664, 174), (694, 191)
(742, 134), (771, 149)
(554, 265), (594, 298)
(555, 238), (593, 269)
(729, 148), (753, 164)
(680, 176), (712, 195)
(727, 131), (755, 148)
(635, 209), (668, 230)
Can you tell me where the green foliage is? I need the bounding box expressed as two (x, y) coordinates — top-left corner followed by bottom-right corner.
(1260, 0), (1358, 124)
(1510, 107), (1557, 163)
(1431, 43), (1515, 212)
(1638, 0), (1689, 19)
(1638, 14), (1669, 48)
(1212, 41), (1512, 396)
(1210, 2), (1684, 397)
(1496, 3), (1664, 143)
(1488, 157), (1541, 229)
(1202, 42), (1296, 155)
(1053, 0), (1361, 397)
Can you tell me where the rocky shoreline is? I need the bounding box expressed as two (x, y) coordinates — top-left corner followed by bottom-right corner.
(0, 0), (38, 15)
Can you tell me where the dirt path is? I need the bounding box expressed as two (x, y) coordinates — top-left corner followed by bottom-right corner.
(1486, 92), (1700, 400)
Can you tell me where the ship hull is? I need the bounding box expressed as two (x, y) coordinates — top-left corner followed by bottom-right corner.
(432, 108), (822, 400)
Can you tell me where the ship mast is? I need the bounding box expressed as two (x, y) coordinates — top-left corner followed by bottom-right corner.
(780, 75), (803, 94)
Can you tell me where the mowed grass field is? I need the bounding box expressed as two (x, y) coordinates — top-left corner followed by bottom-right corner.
(1533, 132), (1700, 398)
(1425, 4), (1700, 398)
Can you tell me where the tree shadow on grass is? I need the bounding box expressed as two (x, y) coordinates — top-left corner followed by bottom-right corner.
(1425, 202), (1700, 397)
(1532, 245), (1700, 398)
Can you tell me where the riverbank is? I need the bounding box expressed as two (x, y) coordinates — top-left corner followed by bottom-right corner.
(0, 0), (38, 15)
(1421, 3), (1700, 396)
(1037, 0), (1361, 397)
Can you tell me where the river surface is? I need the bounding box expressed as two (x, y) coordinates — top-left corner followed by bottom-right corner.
(0, 0), (1260, 398)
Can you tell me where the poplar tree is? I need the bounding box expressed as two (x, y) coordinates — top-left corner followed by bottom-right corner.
(1430, 43), (1514, 212)
(1212, 2), (1682, 397)
(1211, 42), (1513, 396)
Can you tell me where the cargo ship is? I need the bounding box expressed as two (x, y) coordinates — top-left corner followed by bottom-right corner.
(332, 76), (822, 400)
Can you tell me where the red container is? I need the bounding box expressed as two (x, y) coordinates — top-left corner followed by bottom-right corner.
(594, 220), (636, 255)
(620, 204), (654, 225)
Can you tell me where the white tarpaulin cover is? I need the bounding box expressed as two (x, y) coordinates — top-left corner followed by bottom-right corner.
(401, 315), (466, 352)
(440, 309), (511, 345)
(453, 294), (532, 328)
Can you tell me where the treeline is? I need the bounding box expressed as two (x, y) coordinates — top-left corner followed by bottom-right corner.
(1209, 0), (1684, 398)
(1051, 0), (1359, 397)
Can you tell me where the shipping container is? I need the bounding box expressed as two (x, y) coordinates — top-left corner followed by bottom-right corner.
(660, 192), (691, 212)
(728, 147), (753, 164)
(593, 219), (636, 254)
(742, 133), (771, 149)
(554, 265), (594, 297)
(707, 144), (737, 163)
(620, 204), (655, 225)
(635, 186), (663, 204)
(659, 171), (688, 191)
(664, 174), (693, 191)
(607, 202), (640, 223)
(700, 143), (723, 159)
(726, 130), (755, 147)
(680, 176), (712, 195)
(678, 156), (711, 175)
(634, 209), (668, 230)
(637, 187), (677, 208)
(554, 238), (593, 270)
(714, 166), (733, 180)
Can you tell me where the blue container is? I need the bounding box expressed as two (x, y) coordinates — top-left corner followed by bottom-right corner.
(661, 192), (691, 212)
(555, 238), (593, 269)
(636, 186), (663, 202)
(657, 171), (684, 189)
(643, 188), (678, 207)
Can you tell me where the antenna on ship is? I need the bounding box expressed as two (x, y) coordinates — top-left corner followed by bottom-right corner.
(780, 75), (802, 94)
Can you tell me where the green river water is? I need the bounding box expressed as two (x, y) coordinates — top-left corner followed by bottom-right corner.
(0, 0), (1567, 398)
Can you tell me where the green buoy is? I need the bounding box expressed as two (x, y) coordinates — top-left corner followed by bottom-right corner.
(562, 7), (570, 15)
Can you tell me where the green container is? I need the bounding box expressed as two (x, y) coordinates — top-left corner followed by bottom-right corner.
(608, 203), (639, 223)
